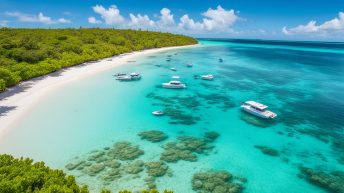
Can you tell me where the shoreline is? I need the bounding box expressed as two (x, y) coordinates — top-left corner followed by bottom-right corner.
(0, 44), (199, 137)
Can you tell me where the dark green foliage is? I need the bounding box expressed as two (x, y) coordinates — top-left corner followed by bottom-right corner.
(0, 154), (89, 193)
(0, 28), (197, 91)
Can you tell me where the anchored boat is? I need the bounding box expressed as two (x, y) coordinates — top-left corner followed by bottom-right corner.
(201, 74), (214, 80)
(162, 80), (186, 89)
(152, 110), (164, 116)
(241, 101), (277, 119)
(115, 72), (141, 81)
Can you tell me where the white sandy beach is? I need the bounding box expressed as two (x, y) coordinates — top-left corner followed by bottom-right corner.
(0, 44), (198, 137)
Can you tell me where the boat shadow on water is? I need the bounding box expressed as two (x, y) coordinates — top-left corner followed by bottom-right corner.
(240, 111), (277, 128)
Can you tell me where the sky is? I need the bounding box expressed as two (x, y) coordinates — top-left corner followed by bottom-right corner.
(0, 0), (344, 41)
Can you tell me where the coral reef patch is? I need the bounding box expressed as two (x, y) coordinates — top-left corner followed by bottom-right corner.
(254, 145), (280, 157)
(299, 166), (344, 193)
(192, 170), (245, 193)
(138, 130), (168, 142)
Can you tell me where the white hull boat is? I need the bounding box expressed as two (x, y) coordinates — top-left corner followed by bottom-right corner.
(116, 75), (132, 81)
(201, 74), (214, 80)
(170, 68), (177, 71)
(152, 110), (164, 116)
(116, 72), (141, 81)
(162, 80), (186, 89)
(241, 101), (277, 119)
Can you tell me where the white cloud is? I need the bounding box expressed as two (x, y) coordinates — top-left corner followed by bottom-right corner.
(201, 5), (238, 31)
(177, 5), (239, 33)
(92, 5), (124, 25)
(159, 8), (175, 26)
(5, 11), (71, 24)
(58, 18), (71, 24)
(87, 5), (241, 35)
(129, 14), (155, 28)
(178, 14), (203, 31)
(88, 16), (102, 24)
(283, 12), (344, 36)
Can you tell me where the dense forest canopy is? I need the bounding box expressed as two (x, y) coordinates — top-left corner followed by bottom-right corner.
(0, 28), (197, 92)
(0, 154), (173, 193)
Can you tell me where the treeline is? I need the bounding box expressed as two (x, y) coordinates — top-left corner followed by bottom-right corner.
(0, 154), (173, 193)
(0, 28), (197, 92)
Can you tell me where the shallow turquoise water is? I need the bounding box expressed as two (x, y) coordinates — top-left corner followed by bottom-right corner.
(1, 39), (343, 193)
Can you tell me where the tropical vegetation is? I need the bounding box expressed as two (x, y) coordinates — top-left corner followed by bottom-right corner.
(0, 154), (173, 193)
(0, 28), (197, 92)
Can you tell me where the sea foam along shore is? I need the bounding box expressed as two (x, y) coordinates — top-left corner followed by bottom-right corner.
(0, 44), (198, 137)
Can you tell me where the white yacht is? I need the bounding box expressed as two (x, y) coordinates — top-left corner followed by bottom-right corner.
(116, 72), (141, 81)
(130, 72), (141, 80)
(116, 75), (132, 81)
(186, 63), (193, 67)
(241, 101), (277, 119)
(152, 110), (164, 116)
(162, 80), (187, 89)
(201, 74), (214, 80)
(170, 68), (177, 71)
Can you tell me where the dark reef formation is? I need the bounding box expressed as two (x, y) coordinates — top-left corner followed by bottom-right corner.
(254, 145), (280, 157)
(299, 166), (344, 193)
(138, 130), (168, 142)
(160, 136), (215, 163)
(146, 92), (235, 125)
(64, 131), (230, 191)
(192, 171), (246, 193)
(107, 141), (144, 161)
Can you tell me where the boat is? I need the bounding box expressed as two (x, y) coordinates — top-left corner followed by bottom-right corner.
(241, 101), (277, 119)
(186, 63), (193, 67)
(152, 110), (164, 116)
(171, 75), (180, 79)
(155, 64), (161, 67)
(116, 72), (141, 81)
(130, 72), (141, 80)
(170, 68), (177, 71)
(116, 75), (132, 81)
(219, 58), (223, 62)
(201, 74), (214, 80)
(162, 80), (187, 89)
(113, 73), (127, 77)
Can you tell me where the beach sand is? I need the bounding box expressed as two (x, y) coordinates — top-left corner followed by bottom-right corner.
(0, 44), (198, 137)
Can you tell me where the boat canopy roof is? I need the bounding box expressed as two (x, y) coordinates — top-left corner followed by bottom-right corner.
(245, 101), (268, 110)
(170, 80), (181, 84)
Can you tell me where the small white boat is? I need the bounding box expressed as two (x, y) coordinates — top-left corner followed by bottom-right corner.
(170, 68), (177, 71)
(186, 63), (193, 67)
(116, 75), (132, 81)
(116, 72), (141, 81)
(152, 110), (164, 116)
(201, 74), (214, 80)
(171, 75), (180, 79)
(162, 80), (187, 89)
(130, 72), (141, 80)
(114, 73), (127, 77)
(241, 101), (277, 119)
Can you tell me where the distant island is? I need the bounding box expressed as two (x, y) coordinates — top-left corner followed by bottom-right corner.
(0, 28), (197, 92)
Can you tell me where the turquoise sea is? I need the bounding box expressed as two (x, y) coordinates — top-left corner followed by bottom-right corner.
(1, 39), (344, 193)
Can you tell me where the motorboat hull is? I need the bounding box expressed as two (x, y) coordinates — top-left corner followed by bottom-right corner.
(162, 84), (186, 89)
(241, 105), (277, 119)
